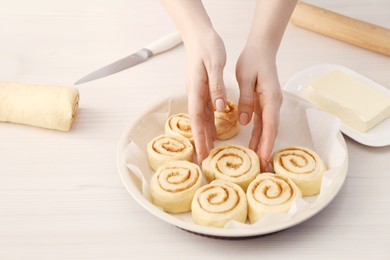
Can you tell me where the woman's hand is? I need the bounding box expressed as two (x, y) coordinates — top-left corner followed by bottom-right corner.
(235, 0), (297, 171)
(235, 45), (282, 172)
(183, 29), (227, 163)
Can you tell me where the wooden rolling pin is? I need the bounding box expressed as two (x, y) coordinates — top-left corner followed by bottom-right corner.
(290, 2), (390, 56)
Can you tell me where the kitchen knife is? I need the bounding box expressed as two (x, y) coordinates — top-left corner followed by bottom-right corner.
(290, 2), (390, 56)
(75, 31), (182, 84)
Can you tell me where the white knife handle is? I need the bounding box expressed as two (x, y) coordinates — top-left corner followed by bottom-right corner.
(144, 31), (182, 55)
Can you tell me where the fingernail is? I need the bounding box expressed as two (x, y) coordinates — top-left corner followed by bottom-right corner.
(239, 113), (249, 125)
(215, 99), (225, 112)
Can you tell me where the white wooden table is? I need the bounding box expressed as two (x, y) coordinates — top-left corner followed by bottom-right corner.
(1, 0), (389, 258)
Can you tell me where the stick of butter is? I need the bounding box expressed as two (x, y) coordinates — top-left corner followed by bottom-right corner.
(304, 70), (390, 132)
(0, 82), (79, 131)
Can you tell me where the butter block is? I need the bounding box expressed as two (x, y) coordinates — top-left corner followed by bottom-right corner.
(305, 70), (390, 132)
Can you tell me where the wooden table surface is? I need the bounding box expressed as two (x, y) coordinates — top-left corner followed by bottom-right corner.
(1, 0), (389, 259)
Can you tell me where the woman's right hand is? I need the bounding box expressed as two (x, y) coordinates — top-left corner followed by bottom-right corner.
(182, 29), (227, 163)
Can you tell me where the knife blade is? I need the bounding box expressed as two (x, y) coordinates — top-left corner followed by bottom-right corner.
(75, 31), (182, 84)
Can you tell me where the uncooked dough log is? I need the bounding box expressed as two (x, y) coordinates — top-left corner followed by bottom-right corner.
(0, 82), (79, 131)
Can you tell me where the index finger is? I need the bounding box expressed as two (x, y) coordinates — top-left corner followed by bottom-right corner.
(257, 93), (282, 171)
(187, 86), (212, 164)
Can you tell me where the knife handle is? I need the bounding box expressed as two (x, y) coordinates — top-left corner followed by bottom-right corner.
(144, 31), (182, 55)
(290, 2), (390, 56)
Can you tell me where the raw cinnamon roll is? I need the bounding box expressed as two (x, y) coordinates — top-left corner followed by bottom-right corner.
(150, 160), (202, 213)
(164, 113), (193, 143)
(247, 173), (302, 224)
(202, 144), (260, 191)
(272, 146), (327, 196)
(214, 100), (240, 140)
(147, 134), (194, 171)
(191, 179), (247, 228)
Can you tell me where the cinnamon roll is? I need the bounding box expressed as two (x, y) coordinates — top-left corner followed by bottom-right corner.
(202, 144), (260, 191)
(214, 100), (240, 140)
(164, 113), (193, 143)
(147, 134), (194, 171)
(272, 146), (327, 196)
(191, 179), (247, 228)
(247, 173), (302, 224)
(150, 160), (202, 213)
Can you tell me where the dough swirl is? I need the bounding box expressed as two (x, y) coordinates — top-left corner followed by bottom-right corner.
(147, 134), (194, 171)
(164, 113), (193, 143)
(202, 144), (260, 191)
(214, 100), (240, 140)
(247, 173), (302, 223)
(150, 160), (202, 213)
(272, 146), (327, 196)
(191, 179), (247, 228)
